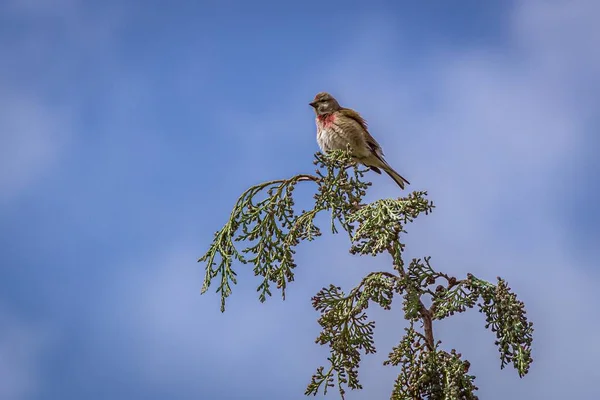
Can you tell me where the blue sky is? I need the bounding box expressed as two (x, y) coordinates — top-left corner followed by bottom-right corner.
(1, 0), (599, 399)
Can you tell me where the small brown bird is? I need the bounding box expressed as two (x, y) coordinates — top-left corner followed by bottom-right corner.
(309, 92), (410, 189)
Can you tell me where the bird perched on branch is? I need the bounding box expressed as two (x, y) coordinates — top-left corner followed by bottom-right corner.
(309, 92), (410, 189)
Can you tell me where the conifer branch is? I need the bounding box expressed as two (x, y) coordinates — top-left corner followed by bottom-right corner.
(199, 151), (534, 399)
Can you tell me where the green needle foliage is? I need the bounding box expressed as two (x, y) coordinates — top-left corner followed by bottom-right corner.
(199, 151), (534, 399)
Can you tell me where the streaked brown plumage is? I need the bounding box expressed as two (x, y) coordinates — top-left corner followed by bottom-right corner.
(309, 92), (410, 189)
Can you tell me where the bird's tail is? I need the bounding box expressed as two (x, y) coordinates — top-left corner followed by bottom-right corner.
(382, 165), (410, 190)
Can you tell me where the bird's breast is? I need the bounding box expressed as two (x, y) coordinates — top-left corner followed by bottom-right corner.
(316, 118), (347, 152)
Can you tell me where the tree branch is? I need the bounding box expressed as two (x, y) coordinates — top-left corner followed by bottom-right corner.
(419, 306), (435, 351)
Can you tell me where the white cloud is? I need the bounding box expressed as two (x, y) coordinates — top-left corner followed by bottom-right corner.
(0, 92), (71, 203)
(0, 0), (126, 205)
(515, 0), (600, 92)
(100, 244), (328, 395)
(0, 307), (50, 400)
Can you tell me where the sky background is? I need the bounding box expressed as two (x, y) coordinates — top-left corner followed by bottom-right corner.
(1, 0), (599, 399)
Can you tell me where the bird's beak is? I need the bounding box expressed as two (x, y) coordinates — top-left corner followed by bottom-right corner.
(309, 101), (317, 108)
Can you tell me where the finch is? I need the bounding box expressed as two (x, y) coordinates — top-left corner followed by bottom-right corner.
(309, 92), (410, 189)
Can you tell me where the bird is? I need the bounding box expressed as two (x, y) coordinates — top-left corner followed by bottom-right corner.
(309, 92), (410, 189)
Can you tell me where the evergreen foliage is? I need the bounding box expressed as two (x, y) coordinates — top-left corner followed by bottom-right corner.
(199, 151), (533, 399)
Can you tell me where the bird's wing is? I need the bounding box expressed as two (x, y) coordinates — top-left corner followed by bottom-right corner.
(339, 108), (385, 157)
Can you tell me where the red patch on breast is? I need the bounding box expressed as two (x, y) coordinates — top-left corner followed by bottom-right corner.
(317, 113), (336, 127)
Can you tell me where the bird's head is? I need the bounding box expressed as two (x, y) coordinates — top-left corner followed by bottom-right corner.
(309, 92), (341, 116)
